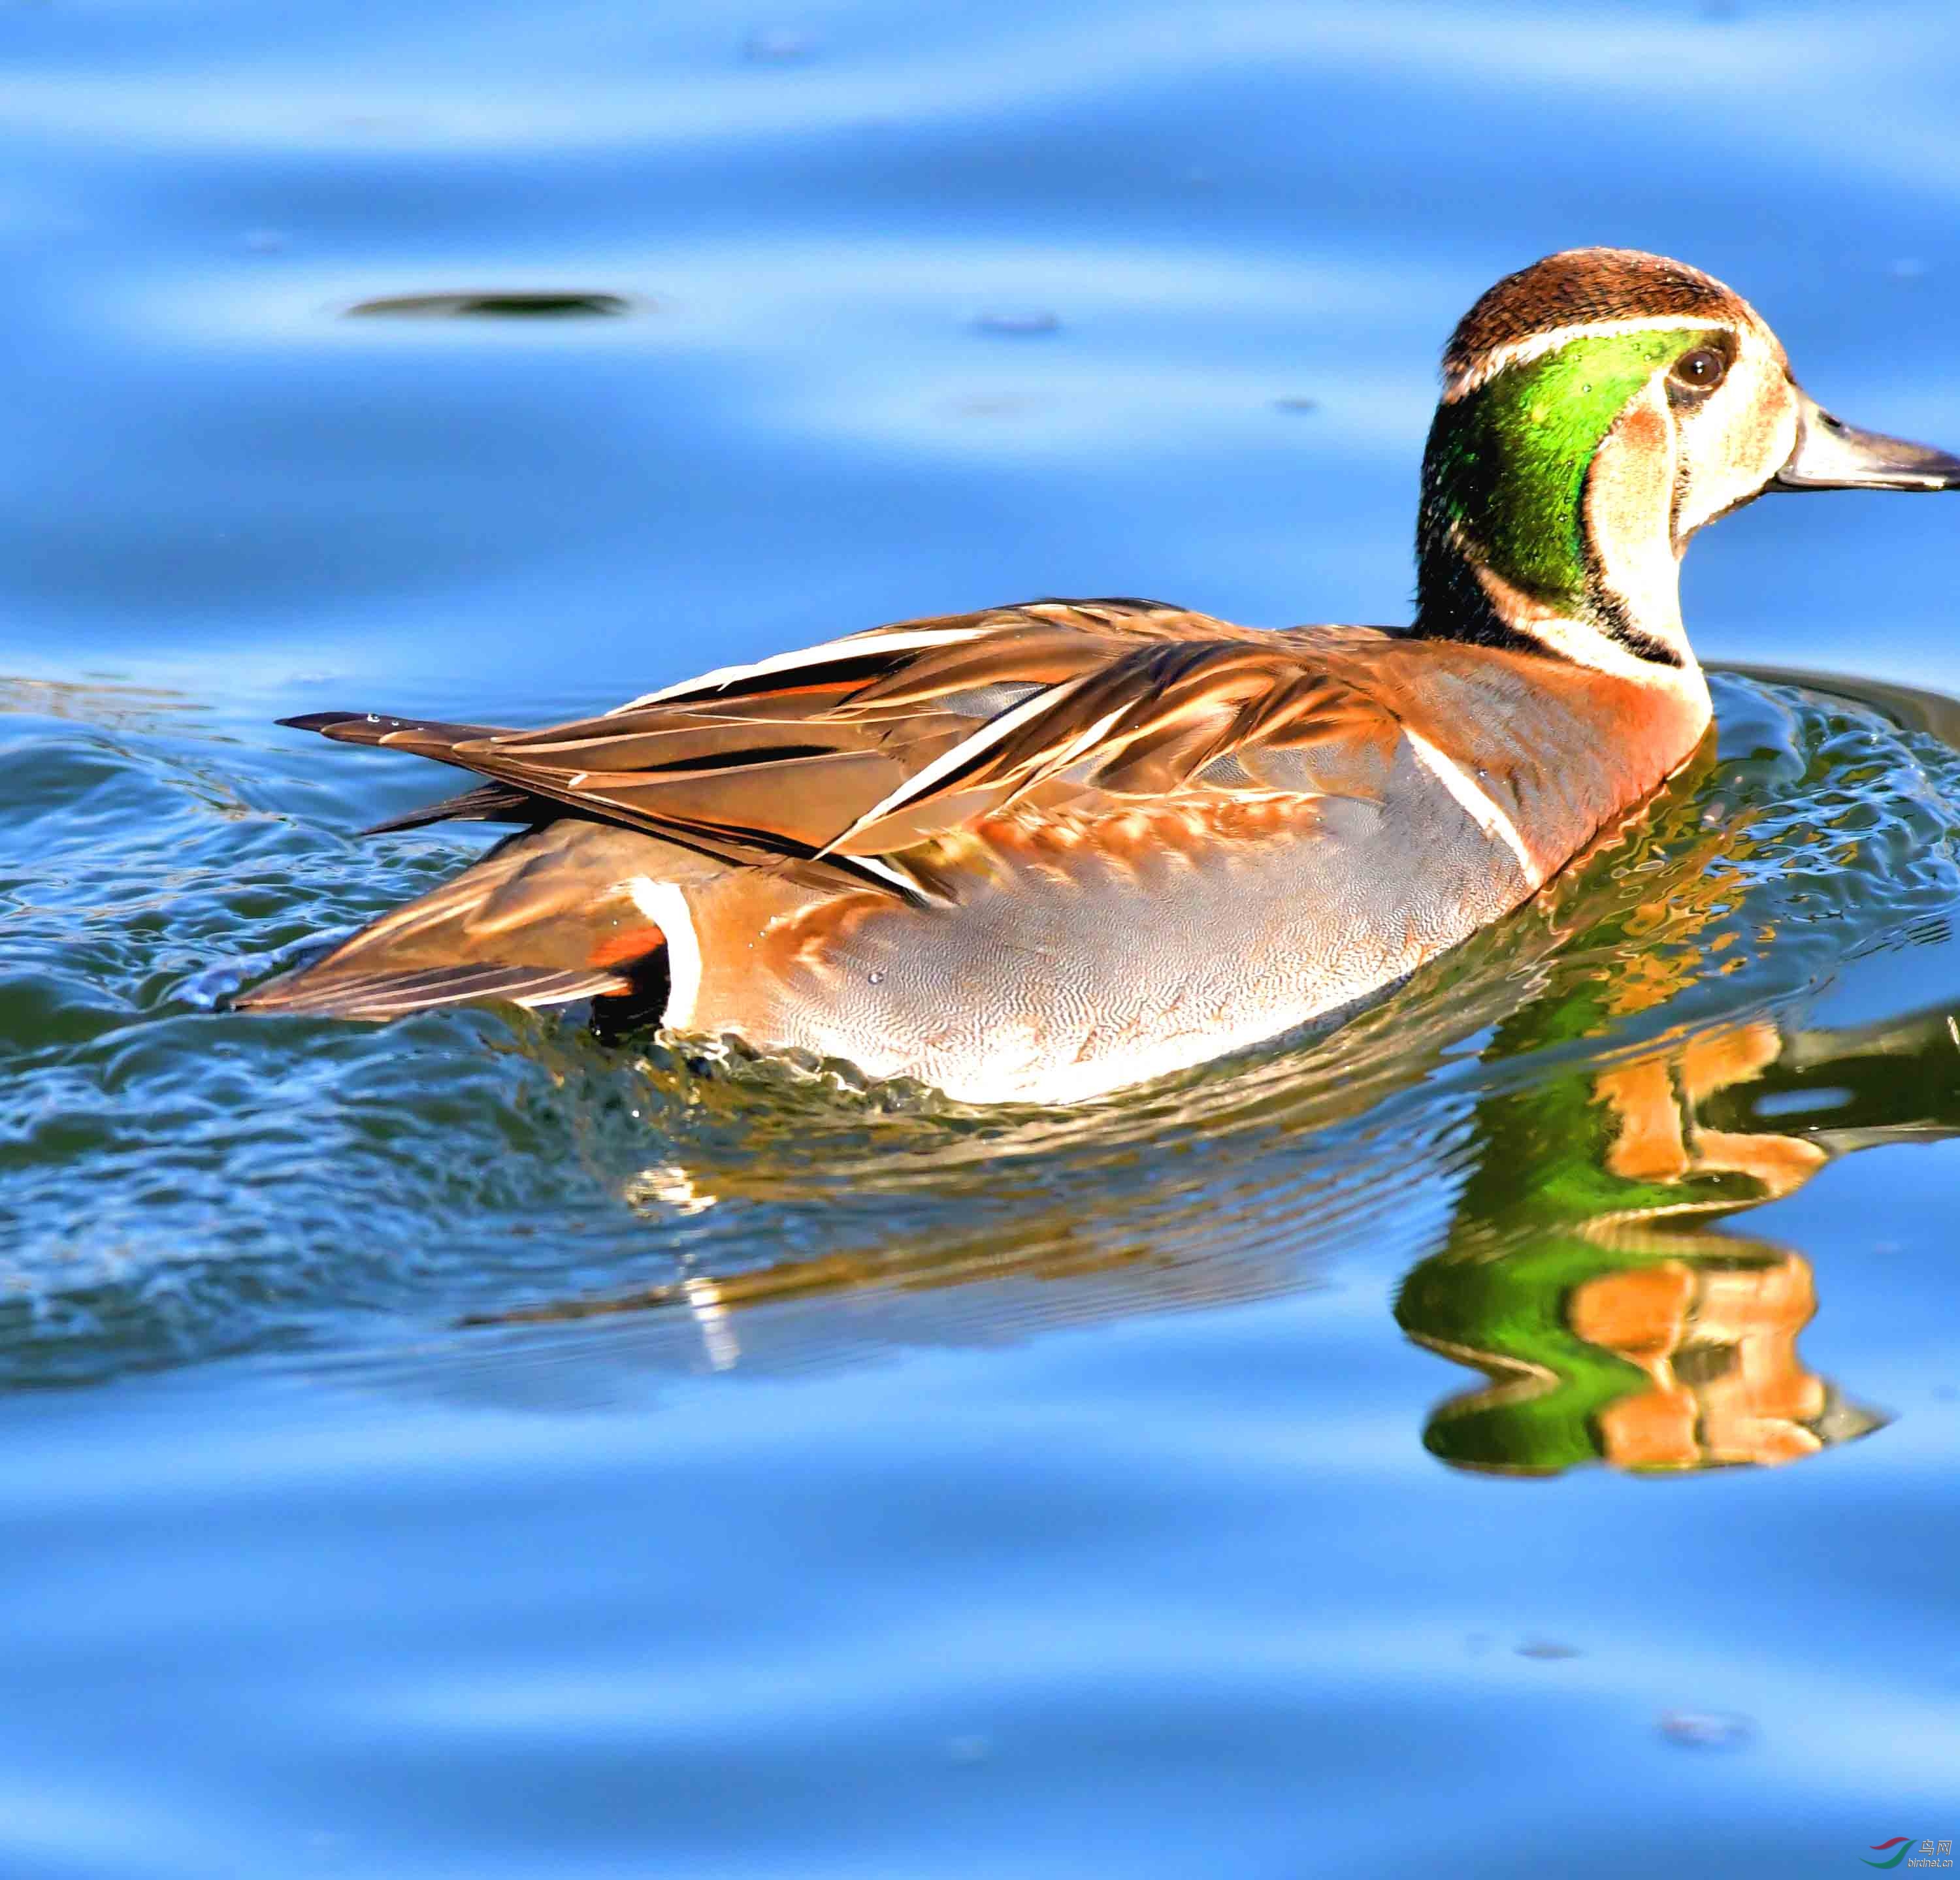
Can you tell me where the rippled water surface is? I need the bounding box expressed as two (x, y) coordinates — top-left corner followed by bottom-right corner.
(5, 3), (1960, 1874)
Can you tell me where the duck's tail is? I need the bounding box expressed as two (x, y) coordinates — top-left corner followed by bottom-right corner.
(235, 817), (676, 1022)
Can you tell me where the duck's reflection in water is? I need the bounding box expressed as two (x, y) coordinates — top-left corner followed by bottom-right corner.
(1394, 1015), (1925, 1477)
(461, 990), (1957, 1476)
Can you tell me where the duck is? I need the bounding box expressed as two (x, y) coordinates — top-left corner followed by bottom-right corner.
(240, 248), (1959, 1104)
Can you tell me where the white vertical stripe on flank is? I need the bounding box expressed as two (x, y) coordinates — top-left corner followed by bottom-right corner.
(628, 877), (704, 1027)
(1401, 730), (1543, 890)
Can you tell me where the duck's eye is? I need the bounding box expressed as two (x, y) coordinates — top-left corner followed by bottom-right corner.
(1671, 346), (1728, 391)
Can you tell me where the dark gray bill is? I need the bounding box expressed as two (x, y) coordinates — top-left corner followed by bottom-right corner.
(1774, 390), (1960, 491)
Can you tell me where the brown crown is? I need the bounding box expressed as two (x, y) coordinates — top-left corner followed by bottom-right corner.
(1443, 248), (1752, 381)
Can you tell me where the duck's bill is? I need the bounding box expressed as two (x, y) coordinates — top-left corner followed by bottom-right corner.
(1774, 391), (1960, 491)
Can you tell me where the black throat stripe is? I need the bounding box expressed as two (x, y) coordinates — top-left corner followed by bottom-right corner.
(1589, 590), (1686, 668)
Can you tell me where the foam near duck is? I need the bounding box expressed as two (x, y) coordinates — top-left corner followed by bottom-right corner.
(242, 248), (1960, 1103)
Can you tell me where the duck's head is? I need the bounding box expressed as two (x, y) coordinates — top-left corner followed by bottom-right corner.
(1414, 247), (1959, 677)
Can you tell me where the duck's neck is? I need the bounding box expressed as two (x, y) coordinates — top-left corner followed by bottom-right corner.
(1411, 336), (1701, 690)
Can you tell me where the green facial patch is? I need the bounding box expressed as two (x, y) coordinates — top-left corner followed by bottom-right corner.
(1423, 331), (1688, 609)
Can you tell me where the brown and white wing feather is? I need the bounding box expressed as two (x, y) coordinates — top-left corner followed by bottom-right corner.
(823, 638), (1401, 854)
(280, 600), (1400, 900)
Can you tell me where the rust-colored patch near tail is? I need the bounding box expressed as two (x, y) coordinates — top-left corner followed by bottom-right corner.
(587, 924), (666, 971)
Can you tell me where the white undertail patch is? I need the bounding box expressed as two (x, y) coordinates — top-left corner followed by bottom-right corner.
(629, 877), (703, 1027)
(1402, 729), (1544, 890)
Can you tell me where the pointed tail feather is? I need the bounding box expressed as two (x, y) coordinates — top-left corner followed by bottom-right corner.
(279, 711), (504, 753)
(360, 781), (540, 835)
(280, 712), (544, 834)
(234, 821), (678, 1024)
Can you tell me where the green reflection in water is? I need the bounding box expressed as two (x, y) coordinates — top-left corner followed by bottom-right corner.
(1396, 1003), (1959, 1476)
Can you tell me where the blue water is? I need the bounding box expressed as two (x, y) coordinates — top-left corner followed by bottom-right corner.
(4, 2), (1960, 1873)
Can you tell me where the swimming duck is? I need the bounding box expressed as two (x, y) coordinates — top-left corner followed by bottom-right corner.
(244, 248), (1959, 1103)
